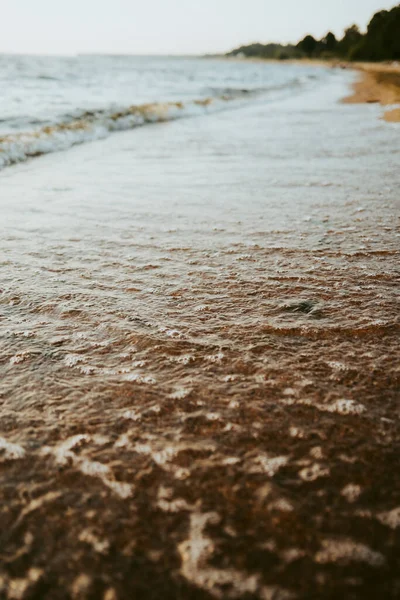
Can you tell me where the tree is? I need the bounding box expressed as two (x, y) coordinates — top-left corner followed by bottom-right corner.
(297, 35), (318, 56)
(324, 32), (337, 52)
(349, 5), (400, 61)
(338, 25), (362, 58)
(227, 3), (400, 63)
(385, 5), (400, 60)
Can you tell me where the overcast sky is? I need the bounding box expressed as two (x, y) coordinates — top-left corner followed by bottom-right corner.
(1, 0), (397, 55)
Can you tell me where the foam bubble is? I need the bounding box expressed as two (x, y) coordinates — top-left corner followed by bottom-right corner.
(0, 436), (26, 460)
(315, 539), (385, 567)
(377, 507), (400, 530)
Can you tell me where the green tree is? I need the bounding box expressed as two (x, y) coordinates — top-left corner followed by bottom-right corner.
(349, 5), (400, 61)
(324, 32), (337, 52)
(338, 25), (362, 58)
(297, 35), (318, 56)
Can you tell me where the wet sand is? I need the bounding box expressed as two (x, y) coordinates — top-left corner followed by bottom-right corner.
(0, 70), (399, 600)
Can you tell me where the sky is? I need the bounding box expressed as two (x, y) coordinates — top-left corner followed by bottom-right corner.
(0, 0), (398, 55)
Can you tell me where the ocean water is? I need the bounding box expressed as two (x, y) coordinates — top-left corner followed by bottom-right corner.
(0, 56), (399, 599)
(0, 55), (329, 168)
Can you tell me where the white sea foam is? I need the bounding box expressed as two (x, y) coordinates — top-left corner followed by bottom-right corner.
(0, 95), (242, 171)
(315, 539), (385, 567)
(0, 436), (25, 460)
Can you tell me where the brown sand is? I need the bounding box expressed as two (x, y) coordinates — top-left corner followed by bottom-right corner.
(342, 63), (400, 121)
(384, 107), (400, 122)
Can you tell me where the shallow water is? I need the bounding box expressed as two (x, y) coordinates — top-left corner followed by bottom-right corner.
(0, 55), (326, 168)
(0, 61), (399, 599)
(0, 55), (325, 131)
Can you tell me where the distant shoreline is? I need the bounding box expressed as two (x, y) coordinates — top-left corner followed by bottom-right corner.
(342, 62), (400, 122)
(211, 55), (400, 122)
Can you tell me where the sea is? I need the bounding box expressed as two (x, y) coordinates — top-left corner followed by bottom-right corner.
(0, 54), (338, 168)
(0, 55), (399, 599)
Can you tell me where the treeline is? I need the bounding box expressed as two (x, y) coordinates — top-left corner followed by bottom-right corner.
(226, 42), (304, 61)
(227, 4), (400, 62)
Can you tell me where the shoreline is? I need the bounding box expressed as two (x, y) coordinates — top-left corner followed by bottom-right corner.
(218, 55), (400, 122)
(341, 63), (400, 122)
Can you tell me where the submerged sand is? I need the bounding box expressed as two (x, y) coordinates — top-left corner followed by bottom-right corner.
(0, 67), (399, 600)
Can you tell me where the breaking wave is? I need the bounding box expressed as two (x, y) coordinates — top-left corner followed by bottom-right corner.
(0, 93), (248, 171)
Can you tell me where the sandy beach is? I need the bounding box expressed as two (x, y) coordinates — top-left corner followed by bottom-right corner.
(342, 62), (400, 121)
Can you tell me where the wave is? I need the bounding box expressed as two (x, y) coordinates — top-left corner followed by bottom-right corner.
(207, 78), (304, 98)
(0, 92), (249, 171)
